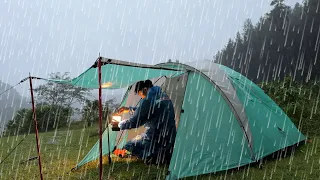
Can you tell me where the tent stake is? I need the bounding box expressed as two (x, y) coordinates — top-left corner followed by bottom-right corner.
(28, 73), (43, 180)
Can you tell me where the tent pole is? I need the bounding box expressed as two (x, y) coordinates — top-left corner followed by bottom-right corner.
(28, 74), (43, 180)
(98, 56), (112, 180)
(98, 57), (103, 179)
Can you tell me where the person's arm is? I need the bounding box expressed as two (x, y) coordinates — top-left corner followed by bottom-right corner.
(119, 99), (154, 130)
(128, 106), (137, 111)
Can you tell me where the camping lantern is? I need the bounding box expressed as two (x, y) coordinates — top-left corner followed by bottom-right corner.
(111, 115), (122, 131)
(112, 115), (122, 122)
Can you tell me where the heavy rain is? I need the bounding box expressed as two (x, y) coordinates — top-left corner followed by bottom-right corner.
(0, 0), (319, 179)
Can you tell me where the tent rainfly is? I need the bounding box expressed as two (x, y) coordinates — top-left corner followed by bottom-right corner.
(52, 57), (306, 179)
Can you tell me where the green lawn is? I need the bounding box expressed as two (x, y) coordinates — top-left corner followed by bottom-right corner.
(0, 124), (319, 180)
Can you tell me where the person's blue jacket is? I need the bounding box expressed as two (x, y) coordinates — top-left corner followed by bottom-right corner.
(119, 86), (176, 147)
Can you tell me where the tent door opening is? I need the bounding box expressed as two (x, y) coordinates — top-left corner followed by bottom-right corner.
(115, 73), (188, 147)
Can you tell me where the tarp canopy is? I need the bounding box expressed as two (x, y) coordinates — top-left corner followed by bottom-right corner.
(49, 57), (184, 89)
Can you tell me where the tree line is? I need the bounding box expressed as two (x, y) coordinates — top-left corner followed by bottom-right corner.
(214, 0), (320, 83)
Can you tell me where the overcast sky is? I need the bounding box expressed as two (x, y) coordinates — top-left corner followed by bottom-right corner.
(0, 0), (302, 97)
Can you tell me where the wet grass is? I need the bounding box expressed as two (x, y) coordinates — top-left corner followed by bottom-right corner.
(0, 123), (319, 180)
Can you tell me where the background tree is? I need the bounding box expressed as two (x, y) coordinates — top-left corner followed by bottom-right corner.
(4, 104), (72, 135)
(34, 72), (90, 107)
(214, 0), (320, 83)
(34, 72), (91, 129)
(81, 100), (99, 127)
(81, 98), (119, 128)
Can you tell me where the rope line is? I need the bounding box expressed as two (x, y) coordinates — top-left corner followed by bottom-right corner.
(0, 76), (47, 96)
(0, 137), (26, 165)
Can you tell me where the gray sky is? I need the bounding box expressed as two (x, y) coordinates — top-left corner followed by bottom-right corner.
(0, 0), (302, 97)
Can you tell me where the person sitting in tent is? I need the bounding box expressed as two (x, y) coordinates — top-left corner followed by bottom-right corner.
(111, 80), (177, 165)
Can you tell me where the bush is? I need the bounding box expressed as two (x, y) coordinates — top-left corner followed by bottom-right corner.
(260, 77), (320, 136)
(5, 104), (73, 135)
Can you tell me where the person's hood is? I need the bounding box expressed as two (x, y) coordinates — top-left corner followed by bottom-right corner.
(146, 86), (162, 99)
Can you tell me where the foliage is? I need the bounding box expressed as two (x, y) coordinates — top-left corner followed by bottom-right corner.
(214, 0), (320, 83)
(81, 98), (119, 128)
(30, 72), (91, 133)
(4, 104), (73, 135)
(34, 72), (91, 107)
(260, 76), (320, 136)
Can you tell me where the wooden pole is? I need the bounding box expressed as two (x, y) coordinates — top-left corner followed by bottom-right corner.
(28, 74), (43, 180)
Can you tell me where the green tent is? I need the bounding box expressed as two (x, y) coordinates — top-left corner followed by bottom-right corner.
(55, 57), (306, 179)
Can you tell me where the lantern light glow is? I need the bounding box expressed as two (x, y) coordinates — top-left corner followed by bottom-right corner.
(112, 116), (122, 122)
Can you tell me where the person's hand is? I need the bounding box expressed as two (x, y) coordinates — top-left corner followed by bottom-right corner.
(117, 106), (130, 115)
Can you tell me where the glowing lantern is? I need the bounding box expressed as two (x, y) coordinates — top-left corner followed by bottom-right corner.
(112, 115), (122, 122)
(102, 82), (113, 88)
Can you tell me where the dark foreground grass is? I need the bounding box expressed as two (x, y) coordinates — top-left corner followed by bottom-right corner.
(0, 125), (319, 180)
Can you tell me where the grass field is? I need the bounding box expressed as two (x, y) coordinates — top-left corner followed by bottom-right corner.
(0, 123), (319, 180)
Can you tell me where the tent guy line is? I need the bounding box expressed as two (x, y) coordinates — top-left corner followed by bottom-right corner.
(0, 76), (46, 97)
